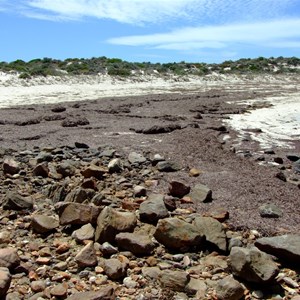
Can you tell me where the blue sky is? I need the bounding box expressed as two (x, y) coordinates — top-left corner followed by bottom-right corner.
(1, 0), (300, 63)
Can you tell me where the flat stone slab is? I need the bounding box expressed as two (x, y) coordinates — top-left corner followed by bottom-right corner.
(255, 234), (300, 264)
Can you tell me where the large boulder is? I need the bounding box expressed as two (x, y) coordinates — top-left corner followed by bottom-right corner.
(154, 217), (205, 251)
(55, 202), (101, 225)
(139, 194), (169, 224)
(229, 246), (278, 284)
(31, 214), (59, 234)
(255, 234), (300, 264)
(115, 232), (155, 256)
(193, 216), (227, 252)
(95, 207), (137, 243)
(3, 192), (33, 210)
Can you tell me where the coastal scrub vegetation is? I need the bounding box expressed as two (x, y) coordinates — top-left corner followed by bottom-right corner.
(0, 56), (299, 78)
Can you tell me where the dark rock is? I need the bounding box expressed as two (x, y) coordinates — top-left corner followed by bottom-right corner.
(294, 159), (300, 173)
(103, 258), (127, 280)
(65, 286), (115, 300)
(216, 276), (244, 300)
(255, 234), (300, 264)
(0, 248), (20, 270)
(3, 158), (20, 175)
(75, 142), (89, 149)
(0, 267), (11, 298)
(133, 185), (146, 197)
(51, 106), (66, 113)
(15, 118), (41, 126)
(75, 242), (97, 268)
(193, 216), (227, 252)
(259, 203), (283, 218)
(65, 187), (95, 203)
(154, 217), (205, 251)
(168, 180), (190, 198)
(275, 171), (287, 182)
(33, 163), (49, 177)
(31, 214), (59, 234)
(229, 246), (278, 284)
(273, 157), (283, 164)
(55, 202), (101, 225)
(159, 270), (189, 292)
(156, 161), (181, 172)
(135, 124), (182, 134)
(62, 117), (89, 127)
(81, 165), (106, 180)
(44, 114), (66, 121)
(188, 184), (212, 203)
(95, 207), (137, 244)
(286, 153), (300, 162)
(3, 192), (33, 210)
(139, 194), (169, 224)
(264, 149), (275, 155)
(36, 152), (53, 163)
(56, 161), (76, 177)
(115, 232), (155, 256)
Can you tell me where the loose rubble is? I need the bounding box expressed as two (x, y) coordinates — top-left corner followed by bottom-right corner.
(0, 144), (299, 300)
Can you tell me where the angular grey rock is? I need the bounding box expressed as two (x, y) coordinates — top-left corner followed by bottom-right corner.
(139, 194), (169, 224)
(216, 276), (244, 300)
(55, 202), (101, 225)
(229, 246), (278, 283)
(188, 184), (212, 203)
(95, 207), (137, 244)
(81, 165), (106, 180)
(103, 258), (127, 280)
(128, 152), (147, 164)
(193, 216), (227, 252)
(154, 218), (205, 251)
(156, 161), (181, 172)
(159, 270), (189, 292)
(168, 180), (191, 198)
(100, 242), (118, 256)
(64, 187), (95, 203)
(33, 163), (49, 177)
(259, 203), (283, 218)
(65, 286), (115, 300)
(31, 214), (59, 234)
(0, 267), (11, 298)
(134, 185), (147, 197)
(56, 161), (76, 177)
(115, 232), (155, 256)
(255, 234), (300, 264)
(185, 278), (207, 296)
(108, 158), (123, 173)
(3, 192), (33, 210)
(0, 248), (20, 270)
(72, 223), (95, 242)
(3, 158), (20, 175)
(75, 242), (97, 268)
(293, 159), (300, 173)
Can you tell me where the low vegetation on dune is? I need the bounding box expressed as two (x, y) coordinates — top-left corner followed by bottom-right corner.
(0, 56), (300, 78)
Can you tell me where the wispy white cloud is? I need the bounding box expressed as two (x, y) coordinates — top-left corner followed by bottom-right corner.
(108, 19), (300, 51)
(5, 0), (298, 25)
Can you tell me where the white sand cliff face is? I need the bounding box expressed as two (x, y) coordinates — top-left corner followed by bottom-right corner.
(0, 72), (299, 149)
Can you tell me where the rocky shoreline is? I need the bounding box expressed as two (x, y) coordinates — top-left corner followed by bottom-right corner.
(0, 79), (299, 299)
(0, 144), (299, 300)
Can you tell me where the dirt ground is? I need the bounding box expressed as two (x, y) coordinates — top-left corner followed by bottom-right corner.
(0, 84), (299, 235)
